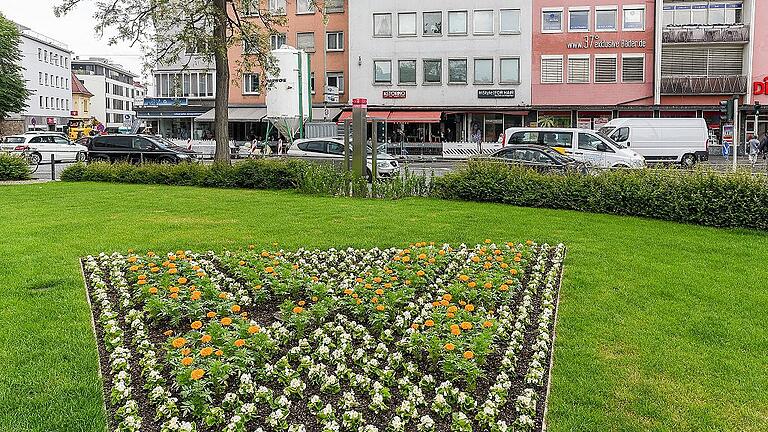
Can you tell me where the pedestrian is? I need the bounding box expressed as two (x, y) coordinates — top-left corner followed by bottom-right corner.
(248, 135), (259, 158)
(760, 131), (768, 160)
(747, 134), (761, 167)
(277, 137), (283, 155)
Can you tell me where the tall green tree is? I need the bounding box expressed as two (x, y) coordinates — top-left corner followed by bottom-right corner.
(55, 0), (327, 163)
(0, 14), (31, 121)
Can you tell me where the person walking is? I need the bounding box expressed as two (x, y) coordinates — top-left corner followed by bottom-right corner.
(760, 131), (768, 160)
(747, 134), (761, 167)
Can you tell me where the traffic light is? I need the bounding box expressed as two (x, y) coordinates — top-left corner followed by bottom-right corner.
(720, 100), (733, 123)
(755, 101), (762, 116)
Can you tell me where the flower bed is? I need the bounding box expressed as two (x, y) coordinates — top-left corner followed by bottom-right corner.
(81, 241), (566, 432)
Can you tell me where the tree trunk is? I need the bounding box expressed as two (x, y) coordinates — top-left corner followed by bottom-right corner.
(213, 0), (230, 164)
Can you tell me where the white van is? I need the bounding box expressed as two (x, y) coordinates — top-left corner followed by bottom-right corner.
(502, 127), (645, 169)
(598, 118), (709, 167)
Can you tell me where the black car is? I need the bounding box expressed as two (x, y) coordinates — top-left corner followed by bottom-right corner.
(86, 135), (198, 164)
(478, 144), (588, 174)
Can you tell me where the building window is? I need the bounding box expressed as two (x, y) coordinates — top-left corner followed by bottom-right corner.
(39, 96), (43, 108)
(44, 73), (48, 86)
(474, 58), (493, 84)
(448, 11), (468, 35)
(568, 56), (590, 83)
(270, 33), (287, 50)
(500, 58), (520, 84)
(296, 0), (314, 14)
(373, 13), (393, 37)
(374, 60), (392, 84)
(473, 10), (494, 35)
(38, 48), (42, 61)
(622, 54), (644, 83)
(44, 50), (48, 62)
(569, 8), (589, 32)
(396, 12), (415, 37)
(326, 72), (344, 93)
(66, 99), (69, 110)
(542, 9), (563, 32)
(243, 74), (260, 94)
(622, 6), (645, 31)
(596, 7), (617, 31)
(39, 72), (43, 85)
(423, 59), (442, 84)
(423, 11), (442, 36)
(297, 32), (315, 52)
(398, 60), (416, 84)
(65, 79), (69, 89)
(595, 55), (618, 83)
(500, 9), (521, 34)
(242, 0), (259, 16)
(268, 0), (286, 14)
(541, 56), (564, 83)
(448, 59), (468, 84)
(310, 72), (315, 94)
(326, 32), (343, 51)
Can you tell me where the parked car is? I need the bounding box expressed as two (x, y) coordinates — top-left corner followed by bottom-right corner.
(85, 135), (199, 164)
(598, 118), (709, 167)
(502, 127), (645, 169)
(475, 144), (589, 174)
(0, 134), (88, 164)
(286, 138), (400, 179)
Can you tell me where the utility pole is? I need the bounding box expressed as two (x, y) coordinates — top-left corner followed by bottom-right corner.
(733, 96), (739, 172)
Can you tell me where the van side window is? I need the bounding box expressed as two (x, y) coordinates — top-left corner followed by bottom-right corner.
(509, 132), (539, 145)
(541, 132), (573, 147)
(611, 127), (629, 142)
(579, 133), (612, 152)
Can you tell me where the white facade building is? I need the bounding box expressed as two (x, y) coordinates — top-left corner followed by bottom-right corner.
(72, 58), (139, 132)
(15, 23), (73, 131)
(349, 0), (533, 143)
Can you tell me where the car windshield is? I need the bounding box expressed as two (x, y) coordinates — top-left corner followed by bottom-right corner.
(2, 137), (25, 144)
(596, 132), (625, 149)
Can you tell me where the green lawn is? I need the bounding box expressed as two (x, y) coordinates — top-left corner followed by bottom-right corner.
(0, 182), (766, 432)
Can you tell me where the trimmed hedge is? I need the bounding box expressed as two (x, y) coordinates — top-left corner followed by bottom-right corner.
(432, 161), (768, 231)
(0, 154), (31, 181)
(61, 159), (309, 190)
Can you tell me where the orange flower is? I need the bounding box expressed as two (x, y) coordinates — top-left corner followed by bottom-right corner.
(416, 270), (425, 277)
(443, 294), (453, 302)
(439, 299), (449, 307)
(343, 289), (354, 295)
(298, 301), (306, 306)
(171, 337), (187, 349)
(526, 240), (533, 245)
(248, 325), (260, 334)
(411, 323), (419, 330)
(239, 260), (246, 266)
(311, 296), (318, 302)
(192, 265), (201, 271)
(168, 262), (177, 268)
(168, 268), (178, 274)
(215, 350), (223, 356)
(265, 266), (274, 273)
(169, 286), (180, 293)
(373, 277), (382, 283)
(149, 287), (158, 294)
(483, 321), (493, 328)
(499, 285), (509, 292)
(137, 280), (147, 285)
(438, 250), (446, 256)
(417, 253), (427, 260)
(484, 282), (493, 289)
(163, 330), (174, 336)
(460, 321), (473, 330)
(355, 277), (363, 283)
(468, 282), (477, 288)
(201, 334), (212, 343)
(402, 256), (410, 263)
(405, 280), (412, 285)
(200, 347), (213, 357)
(447, 305), (458, 313)
(292, 306), (304, 314)
(465, 304), (475, 312)
(129, 266), (139, 272)
(220, 317), (233, 326)
(190, 368), (205, 380)
(510, 269), (518, 276)
(458, 274), (469, 282)
(446, 312), (455, 318)
(432, 301), (440, 307)
(231, 305), (241, 313)
(127, 257), (137, 263)
(393, 256), (401, 261)
(364, 283), (373, 289)
(151, 267), (160, 273)
(371, 297), (379, 304)
(181, 357), (193, 366)
(375, 305), (385, 311)
(471, 256), (480, 263)
(190, 291), (201, 301)
(484, 239), (492, 244)
(375, 289), (384, 295)
(514, 257), (521, 262)
(234, 339), (246, 348)
(425, 319), (435, 327)
(384, 282), (392, 289)
(181, 348), (191, 356)
(207, 311), (217, 318)
(190, 321), (202, 330)
(218, 292), (228, 299)
(501, 263), (509, 269)
(240, 312), (248, 318)
(450, 325), (461, 336)
(169, 292), (179, 299)
(178, 277), (188, 285)
(444, 343), (455, 351)
(463, 351), (475, 360)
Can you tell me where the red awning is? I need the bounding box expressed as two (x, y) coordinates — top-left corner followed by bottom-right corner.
(387, 111), (442, 123)
(337, 110), (391, 123)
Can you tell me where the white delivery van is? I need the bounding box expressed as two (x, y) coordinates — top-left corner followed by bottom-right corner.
(598, 118), (709, 167)
(502, 127), (645, 169)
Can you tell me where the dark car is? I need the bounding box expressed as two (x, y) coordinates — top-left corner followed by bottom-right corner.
(477, 144), (588, 174)
(86, 135), (198, 164)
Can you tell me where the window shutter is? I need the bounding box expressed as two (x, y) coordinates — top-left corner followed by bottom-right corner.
(595, 57), (617, 83)
(541, 57), (563, 83)
(622, 56), (644, 82)
(661, 47), (742, 76)
(568, 57), (590, 83)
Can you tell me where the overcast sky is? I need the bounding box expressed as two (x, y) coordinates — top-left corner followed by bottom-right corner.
(1, 0), (148, 81)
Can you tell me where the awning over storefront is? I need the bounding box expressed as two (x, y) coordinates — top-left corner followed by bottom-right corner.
(337, 110), (392, 123)
(196, 107), (267, 122)
(387, 111), (442, 123)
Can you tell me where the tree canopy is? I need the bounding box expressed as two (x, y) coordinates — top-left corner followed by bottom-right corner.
(0, 14), (31, 121)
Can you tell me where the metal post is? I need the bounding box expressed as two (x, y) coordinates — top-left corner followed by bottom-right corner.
(343, 120), (351, 172)
(297, 52), (305, 140)
(733, 96), (739, 172)
(371, 120), (378, 181)
(140, 152), (145, 165)
(352, 100), (367, 178)
(50, 154), (55, 181)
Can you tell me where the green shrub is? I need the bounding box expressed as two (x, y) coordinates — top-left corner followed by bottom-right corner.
(0, 153), (31, 181)
(432, 161), (768, 231)
(232, 159), (308, 189)
(59, 162), (86, 181)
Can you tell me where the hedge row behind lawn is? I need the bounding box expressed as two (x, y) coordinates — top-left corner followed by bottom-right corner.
(61, 159), (308, 190)
(432, 161), (768, 231)
(0, 153), (31, 181)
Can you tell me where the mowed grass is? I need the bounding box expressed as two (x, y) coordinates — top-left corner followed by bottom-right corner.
(0, 182), (766, 432)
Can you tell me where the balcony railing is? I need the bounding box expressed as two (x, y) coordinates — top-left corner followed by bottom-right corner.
(662, 24), (750, 44)
(660, 75), (748, 95)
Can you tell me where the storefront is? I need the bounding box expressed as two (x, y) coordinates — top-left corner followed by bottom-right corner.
(137, 98), (212, 140)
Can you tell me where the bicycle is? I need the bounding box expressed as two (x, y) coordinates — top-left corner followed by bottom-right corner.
(19, 148), (41, 174)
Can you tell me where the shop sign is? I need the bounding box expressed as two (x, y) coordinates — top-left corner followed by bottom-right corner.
(46, 117), (56, 125)
(325, 86), (339, 103)
(577, 118), (592, 129)
(567, 34), (647, 50)
(70, 110), (78, 116)
(383, 90), (406, 99)
(478, 89), (516, 99)
(352, 98), (368, 108)
(143, 98), (189, 107)
(754, 77), (768, 95)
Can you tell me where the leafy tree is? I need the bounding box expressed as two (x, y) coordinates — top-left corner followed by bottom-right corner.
(55, 0), (327, 163)
(0, 14), (31, 120)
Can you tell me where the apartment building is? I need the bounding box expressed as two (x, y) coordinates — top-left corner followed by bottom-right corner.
(348, 0), (533, 143)
(72, 58), (140, 132)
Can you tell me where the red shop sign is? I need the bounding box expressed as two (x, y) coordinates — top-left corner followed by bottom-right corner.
(755, 76), (768, 95)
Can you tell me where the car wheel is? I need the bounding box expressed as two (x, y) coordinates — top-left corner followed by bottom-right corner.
(28, 152), (42, 165)
(681, 154), (696, 168)
(76, 152), (87, 162)
(159, 157), (176, 165)
(612, 164), (630, 169)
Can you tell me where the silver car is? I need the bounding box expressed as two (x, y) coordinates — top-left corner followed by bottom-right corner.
(286, 138), (400, 179)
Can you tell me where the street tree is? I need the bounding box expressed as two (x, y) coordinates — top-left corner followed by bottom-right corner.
(0, 14), (31, 121)
(54, 0), (328, 163)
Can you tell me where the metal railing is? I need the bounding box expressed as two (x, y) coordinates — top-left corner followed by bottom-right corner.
(662, 24), (750, 44)
(660, 75), (748, 95)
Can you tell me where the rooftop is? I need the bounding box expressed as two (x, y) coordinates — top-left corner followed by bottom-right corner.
(15, 22), (71, 53)
(72, 57), (140, 78)
(71, 73), (94, 97)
